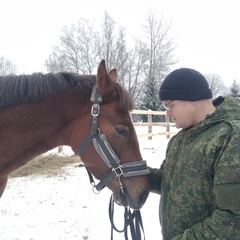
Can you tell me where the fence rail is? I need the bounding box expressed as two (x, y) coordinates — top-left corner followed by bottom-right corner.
(131, 109), (178, 139)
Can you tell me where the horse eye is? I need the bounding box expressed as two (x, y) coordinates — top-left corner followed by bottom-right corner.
(115, 128), (127, 136)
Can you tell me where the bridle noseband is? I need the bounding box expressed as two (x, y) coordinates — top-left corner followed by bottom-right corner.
(77, 84), (149, 193)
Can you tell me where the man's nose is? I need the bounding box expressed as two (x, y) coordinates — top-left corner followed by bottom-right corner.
(166, 110), (171, 117)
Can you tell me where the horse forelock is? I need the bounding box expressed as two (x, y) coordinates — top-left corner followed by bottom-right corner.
(0, 72), (96, 108)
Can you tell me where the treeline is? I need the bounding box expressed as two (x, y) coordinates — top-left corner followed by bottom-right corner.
(1, 10), (238, 110)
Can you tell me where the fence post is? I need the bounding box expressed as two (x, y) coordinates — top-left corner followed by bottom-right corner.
(58, 146), (63, 153)
(148, 110), (152, 140)
(166, 115), (170, 139)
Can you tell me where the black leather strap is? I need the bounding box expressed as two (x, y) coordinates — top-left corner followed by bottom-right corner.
(109, 195), (145, 240)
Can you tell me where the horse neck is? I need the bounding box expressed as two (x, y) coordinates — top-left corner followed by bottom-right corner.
(0, 87), (91, 175)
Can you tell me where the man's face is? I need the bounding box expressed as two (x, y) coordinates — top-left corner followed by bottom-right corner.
(163, 100), (196, 129)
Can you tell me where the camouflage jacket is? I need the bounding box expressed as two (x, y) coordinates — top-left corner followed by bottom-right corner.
(149, 96), (240, 240)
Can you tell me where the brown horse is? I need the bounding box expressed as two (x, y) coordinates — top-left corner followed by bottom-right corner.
(0, 60), (149, 209)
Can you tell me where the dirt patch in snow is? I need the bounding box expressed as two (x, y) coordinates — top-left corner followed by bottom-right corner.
(9, 154), (83, 178)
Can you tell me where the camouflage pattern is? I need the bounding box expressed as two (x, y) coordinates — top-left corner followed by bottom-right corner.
(149, 96), (240, 239)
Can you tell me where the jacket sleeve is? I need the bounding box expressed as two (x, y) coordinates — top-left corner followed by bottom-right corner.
(148, 162), (164, 194)
(172, 128), (240, 239)
(148, 136), (175, 194)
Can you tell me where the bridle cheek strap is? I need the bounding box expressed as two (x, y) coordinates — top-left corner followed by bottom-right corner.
(92, 134), (120, 168)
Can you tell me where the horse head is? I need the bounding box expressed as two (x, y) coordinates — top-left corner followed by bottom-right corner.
(75, 60), (150, 209)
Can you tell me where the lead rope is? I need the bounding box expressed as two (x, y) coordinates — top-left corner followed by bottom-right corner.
(109, 195), (145, 240)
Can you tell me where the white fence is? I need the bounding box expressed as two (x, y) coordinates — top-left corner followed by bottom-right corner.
(131, 109), (178, 139)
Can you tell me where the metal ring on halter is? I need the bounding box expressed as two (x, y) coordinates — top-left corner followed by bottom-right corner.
(91, 183), (100, 194)
(96, 128), (101, 135)
(91, 127), (101, 137)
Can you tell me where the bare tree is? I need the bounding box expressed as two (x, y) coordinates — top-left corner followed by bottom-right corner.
(45, 18), (100, 74)
(138, 10), (178, 84)
(99, 11), (177, 105)
(0, 57), (17, 75)
(99, 11), (116, 70)
(44, 47), (69, 73)
(112, 26), (129, 84)
(98, 11), (130, 73)
(43, 10), (178, 108)
(133, 10), (178, 109)
(98, 11), (144, 101)
(123, 43), (149, 102)
(205, 73), (229, 98)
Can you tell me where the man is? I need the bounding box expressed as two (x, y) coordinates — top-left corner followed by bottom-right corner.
(149, 68), (240, 239)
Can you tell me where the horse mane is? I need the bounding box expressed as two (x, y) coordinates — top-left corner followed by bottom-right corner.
(0, 72), (95, 108)
(114, 82), (134, 111)
(0, 72), (134, 111)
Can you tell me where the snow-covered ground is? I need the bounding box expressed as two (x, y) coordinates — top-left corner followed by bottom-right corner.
(0, 127), (172, 240)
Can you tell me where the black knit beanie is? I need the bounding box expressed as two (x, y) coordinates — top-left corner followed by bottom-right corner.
(159, 68), (212, 101)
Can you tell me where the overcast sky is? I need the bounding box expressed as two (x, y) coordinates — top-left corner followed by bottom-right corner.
(0, 0), (239, 87)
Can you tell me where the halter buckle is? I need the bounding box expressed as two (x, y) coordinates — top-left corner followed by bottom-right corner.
(91, 104), (100, 117)
(112, 165), (124, 177)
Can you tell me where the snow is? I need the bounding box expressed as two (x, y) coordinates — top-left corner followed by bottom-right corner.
(0, 130), (171, 240)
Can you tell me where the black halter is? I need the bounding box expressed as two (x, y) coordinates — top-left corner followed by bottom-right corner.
(77, 84), (149, 192)
(77, 84), (149, 240)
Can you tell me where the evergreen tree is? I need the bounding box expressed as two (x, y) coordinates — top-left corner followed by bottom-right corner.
(230, 79), (239, 97)
(139, 76), (161, 122)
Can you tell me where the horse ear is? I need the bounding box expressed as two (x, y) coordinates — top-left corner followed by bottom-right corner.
(109, 69), (118, 82)
(96, 60), (116, 98)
